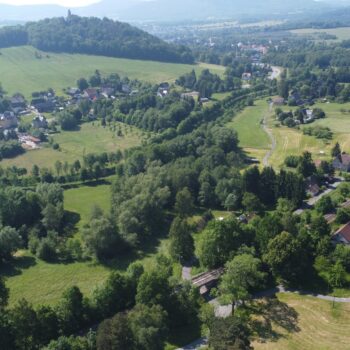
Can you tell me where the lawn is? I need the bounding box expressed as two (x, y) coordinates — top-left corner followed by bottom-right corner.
(227, 100), (270, 150)
(0, 121), (143, 170)
(0, 46), (225, 98)
(227, 100), (350, 169)
(2, 180), (178, 306)
(291, 27), (350, 42)
(253, 293), (350, 350)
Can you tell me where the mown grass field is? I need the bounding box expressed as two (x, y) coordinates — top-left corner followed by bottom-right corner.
(227, 100), (270, 150)
(253, 293), (350, 350)
(291, 27), (350, 42)
(0, 46), (225, 98)
(0, 121), (143, 170)
(228, 99), (350, 169)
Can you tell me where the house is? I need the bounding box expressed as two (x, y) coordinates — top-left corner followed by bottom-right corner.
(10, 94), (26, 109)
(157, 87), (169, 98)
(159, 82), (170, 90)
(306, 176), (321, 197)
(333, 153), (350, 172)
(181, 91), (200, 100)
(101, 87), (115, 99)
(332, 222), (350, 245)
(31, 97), (55, 113)
(302, 109), (314, 123)
(242, 72), (252, 81)
(272, 97), (285, 106)
(121, 84), (131, 94)
(32, 115), (48, 129)
(83, 88), (99, 100)
(67, 87), (80, 96)
(0, 111), (18, 129)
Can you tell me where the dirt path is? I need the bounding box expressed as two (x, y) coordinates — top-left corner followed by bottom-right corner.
(262, 103), (276, 167)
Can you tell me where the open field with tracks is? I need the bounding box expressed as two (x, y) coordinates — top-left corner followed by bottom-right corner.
(0, 46), (225, 98)
(228, 99), (350, 168)
(291, 27), (350, 42)
(0, 121), (143, 170)
(227, 100), (270, 150)
(253, 293), (350, 350)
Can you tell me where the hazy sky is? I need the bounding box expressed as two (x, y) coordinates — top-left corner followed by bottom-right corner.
(0, 0), (100, 6)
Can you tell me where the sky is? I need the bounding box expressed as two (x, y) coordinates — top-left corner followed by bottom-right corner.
(0, 0), (101, 7)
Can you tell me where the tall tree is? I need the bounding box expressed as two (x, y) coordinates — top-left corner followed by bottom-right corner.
(219, 254), (265, 310)
(174, 187), (195, 218)
(209, 316), (252, 350)
(169, 217), (194, 262)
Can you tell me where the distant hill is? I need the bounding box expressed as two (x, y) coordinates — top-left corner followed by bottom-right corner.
(0, 0), (336, 22)
(0, 15), (194, 64)
(94, 0), (328, 21)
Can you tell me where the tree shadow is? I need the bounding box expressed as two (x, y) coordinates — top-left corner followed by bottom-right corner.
(249, 298), (300, 343)
(100, 218), (172, 271)
(63, 210), (81, 236)
(0, 255), (36, 277)
(61, 179), (111, 190)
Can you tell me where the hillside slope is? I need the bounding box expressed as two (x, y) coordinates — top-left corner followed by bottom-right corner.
(0, 15), (193, 64)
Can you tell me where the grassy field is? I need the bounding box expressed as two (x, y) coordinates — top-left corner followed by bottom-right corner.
(0, 121), (142, 170)
(228, 99), (350, 169)
(0, 46), (225, 98)
(227, 100), (270, 150)
(253, 293), (350, 350)
(291, 27), (350, 42)
(2, 179), (178, 306)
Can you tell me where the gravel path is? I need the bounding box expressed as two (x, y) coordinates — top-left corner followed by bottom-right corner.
(262, 103), (276, 167)
(182, 266), (192, 281)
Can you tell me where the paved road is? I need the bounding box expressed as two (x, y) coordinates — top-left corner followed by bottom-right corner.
(307, 179), (343, 206)
(294, 178), (344, 215)
(176, 337), (208, 350)
(262, 103), (276, 167)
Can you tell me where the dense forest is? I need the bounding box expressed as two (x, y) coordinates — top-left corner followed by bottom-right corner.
(0, 15), (194, 64)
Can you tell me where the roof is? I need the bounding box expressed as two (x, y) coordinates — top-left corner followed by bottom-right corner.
(340, 154), (350, 166)
(334, 222), (350, 243)
(341, 199), (350, 209)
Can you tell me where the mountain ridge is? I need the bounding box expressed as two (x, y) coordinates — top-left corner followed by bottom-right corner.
(0, 0), (336, 22)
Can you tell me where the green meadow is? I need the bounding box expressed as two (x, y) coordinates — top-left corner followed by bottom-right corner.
(0, 46), (225, 98)
(0, 121), (143, 170)
(2, 180), (177, 306)
(228, 100), (350, 169)
(291, 27), (350, 42)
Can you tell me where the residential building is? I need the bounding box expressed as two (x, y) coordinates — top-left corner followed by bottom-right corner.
(0, 111), (18, 129)
(32, 115), (48, 129)
(333, 153), (350, 172)
(332, 222), (350, 245)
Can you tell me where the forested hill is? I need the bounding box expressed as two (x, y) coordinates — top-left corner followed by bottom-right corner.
(0, 15), (194, 64)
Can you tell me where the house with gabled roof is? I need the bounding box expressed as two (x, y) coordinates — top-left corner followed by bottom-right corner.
(333, 153), (350, 172)
(332, 222), (350, 245)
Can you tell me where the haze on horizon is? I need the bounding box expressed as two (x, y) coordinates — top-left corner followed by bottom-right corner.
(0, 0), (100, 7)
